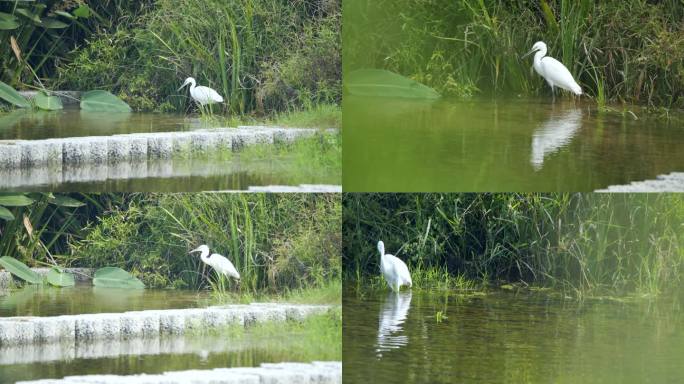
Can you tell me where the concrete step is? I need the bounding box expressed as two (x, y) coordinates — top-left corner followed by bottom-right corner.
(0, 126), (335, 169)
(596, 172), (684, 192)
(0, 303), (331, 345)
(16, 361), (342, 384)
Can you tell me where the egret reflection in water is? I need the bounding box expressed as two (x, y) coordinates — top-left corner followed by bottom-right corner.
(376, 290), (412, 355)
(531, 108), (583, 170)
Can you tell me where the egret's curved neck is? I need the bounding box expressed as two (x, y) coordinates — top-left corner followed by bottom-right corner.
(534, 49), (546, 66)
(379, 248), (388, 269)
(199, 248), (209, 263)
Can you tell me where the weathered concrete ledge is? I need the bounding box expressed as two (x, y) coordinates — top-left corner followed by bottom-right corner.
(0, 126), (335, 169)
(0, 268), (93, 289)
(18, 91), (81, 105)
(0, 303), (330, 346)
(17, 361), (342, 384)
(596, 172), (684, 192)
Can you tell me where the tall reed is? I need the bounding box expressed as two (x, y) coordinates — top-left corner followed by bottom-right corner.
(343, 193), (684, 296)
(69, 193), (341, 293)
(344, 0), (683, 107)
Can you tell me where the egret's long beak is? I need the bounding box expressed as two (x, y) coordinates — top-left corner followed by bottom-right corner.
(189, 247), (201, 254)
(177, 82), (189, 92)
(521, 48), (537, 60)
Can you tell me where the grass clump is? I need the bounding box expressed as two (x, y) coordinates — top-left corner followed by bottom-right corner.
(344, 193), (684, 297)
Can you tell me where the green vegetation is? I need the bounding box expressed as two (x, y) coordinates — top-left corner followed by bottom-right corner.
(1, 1), (339, 115)
(0, 2), (151, 87)
(344, 0), (684, 108)
(53, 0), (340, 114)
(0, 193), (341, 293)
(344, 193), (684, 296)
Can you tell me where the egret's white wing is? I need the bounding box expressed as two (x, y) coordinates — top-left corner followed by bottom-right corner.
(192, 86), (225, 105)
(540, 57), (582, 94)
(209, 253), (240, 279)
(385, 254), (412, 287)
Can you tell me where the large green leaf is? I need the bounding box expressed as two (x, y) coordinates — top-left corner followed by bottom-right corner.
(14, 8), (41, 24)
(93, 267), (145, 289)
(0, 194), (35, 206)
(53, 11), (75, 20)
(0, 256), (43, 284)
(46, 268), (75, 287)
(344, 69), (441, 99)
(34, 91), (63, 110)
(40, 17), (68, 29)
(0, 206), (14, 221)
(0, 81), (30, 108)
(49, 195), (85, 207)
(0, 13), (19, 30)
(73, 4), (91, 19)
(80, 90), (131, 112)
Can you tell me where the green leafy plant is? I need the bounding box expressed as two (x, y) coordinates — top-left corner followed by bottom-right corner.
(0, 81), (131, 111)
(0, 81), (30, 108)
(0, 193), (35, 220)
(33, 91), (63, 110)
(80, 90), (132, 112)
(92, 267), (145, 289)
(345, 69), (441, 99)
(46, 267), (75, 287)
(0, 256), (43, 284)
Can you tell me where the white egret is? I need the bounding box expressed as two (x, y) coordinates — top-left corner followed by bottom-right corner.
(522, 41), (582, 99)
(377, 240), (412, 292)
(189, 244), (240, 280)
(178, 77), (224, 112)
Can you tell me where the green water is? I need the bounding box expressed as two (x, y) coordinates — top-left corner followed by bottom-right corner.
(0, 285), (212, 317)
(343, 288), (684, 384)
(0, 324), (338, 382)
(0, 110), (196, 140)
(0, 157), (338, 192)
(343, 97), (684, 191)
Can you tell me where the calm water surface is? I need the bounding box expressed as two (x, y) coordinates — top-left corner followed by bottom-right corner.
(344, 97), (684, 191)
(0, 327), (333, 382)
(0, 110), (195, 140)
(0, 157), (337, 191)
(0, 285), (212, 317)
(343, 288), (684, 383)
(0, 286), (339, 382)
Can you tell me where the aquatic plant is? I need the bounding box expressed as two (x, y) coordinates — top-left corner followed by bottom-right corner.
(0, 80), (131, 111)
(0, 256), (144, 288)
(343, 193), (684, 296)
